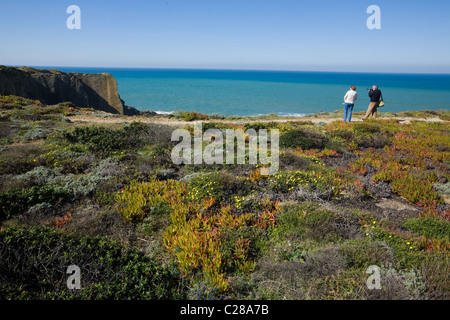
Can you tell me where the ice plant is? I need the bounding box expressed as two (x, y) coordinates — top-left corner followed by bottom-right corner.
(116, 178), (279, 291)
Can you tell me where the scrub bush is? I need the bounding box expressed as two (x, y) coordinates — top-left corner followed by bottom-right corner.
(63, 126), (126, 154)
(187, 171), (247, 203)
(356, 132), (391, 149)
(0, 186), (67, 221)
(174, 111), (208, 121)
(404, 217), (450, 241)
(0, 227), (185, 299)
(279, 128), (327, 150)
(62, 122), (174, 155)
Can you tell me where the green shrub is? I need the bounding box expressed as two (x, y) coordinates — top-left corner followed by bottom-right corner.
(10, 109), (45, 121)
(0, 186), (68, 221)
(0, 227), (185, 299)
(404, 217), (450, 241)
(24, 126), (48, 141)
(32, 102), (79, 116)
(353, 122), (383, 135)
(371, 228), (428, 270)
(122, 121), (173, 147)
(438, 110), (450, 121)
(243, 122), (278, 131)
(349, 122), (392, 149)
(137, 145), (173, 168)
(327, 128), (355, 142)
(323, 137), (349, 153)
(62, 122), (174, 155)
(279, 150), (310, 171)
(17, 158), (124, 199)
(63, 126), (126, 154)
(0, 147), (41, 175)
(0, 95), (40, 109)
(339, 239), (395, 270)
(267, 170), (329, 195)
(0, 121), (17, 141)
(356, 132), (391, 149)
(270, 203), (359, 244)
(208, 113), (226, 120)
(174, 111), (208, 121)
(187, 171), (249, 203)
(279, 128), (327, 150)
(15, 166), (59, 186)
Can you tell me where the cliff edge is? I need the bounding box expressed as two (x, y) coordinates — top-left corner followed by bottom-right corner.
(0, 66), (139, 115)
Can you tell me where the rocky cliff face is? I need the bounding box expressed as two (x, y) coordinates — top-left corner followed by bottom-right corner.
(0, 66), (138, 115)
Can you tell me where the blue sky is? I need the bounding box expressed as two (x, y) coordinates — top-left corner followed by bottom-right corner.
(1, 0), (450, 73)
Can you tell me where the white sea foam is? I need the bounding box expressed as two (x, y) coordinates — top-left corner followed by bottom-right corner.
(154, 110), (174, 115)
(277, 112), (308, 118)
(251, 112), (308, 118)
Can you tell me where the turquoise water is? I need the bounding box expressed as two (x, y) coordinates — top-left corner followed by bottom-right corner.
(54, 67), (450, 117)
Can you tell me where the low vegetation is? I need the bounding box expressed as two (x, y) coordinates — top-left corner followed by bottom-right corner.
(0, 95), (449, 300)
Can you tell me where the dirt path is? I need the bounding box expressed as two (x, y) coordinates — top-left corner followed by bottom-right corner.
(67, 114), (447, 126)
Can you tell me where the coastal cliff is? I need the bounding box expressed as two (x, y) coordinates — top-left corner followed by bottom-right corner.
(0, 66), (139, 115)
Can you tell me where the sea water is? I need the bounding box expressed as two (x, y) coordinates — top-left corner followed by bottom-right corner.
(52, 67), (450, 117)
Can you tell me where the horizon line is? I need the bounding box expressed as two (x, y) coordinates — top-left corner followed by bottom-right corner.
(5, 64), (450, 76)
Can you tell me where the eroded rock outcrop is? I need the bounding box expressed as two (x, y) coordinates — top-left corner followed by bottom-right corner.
(0, 66), (138, 115)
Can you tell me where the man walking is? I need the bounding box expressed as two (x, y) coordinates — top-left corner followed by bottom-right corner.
(362, 85), (382, 120)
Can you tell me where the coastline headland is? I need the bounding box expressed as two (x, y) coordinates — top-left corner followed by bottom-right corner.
(0, 65), (140, 116)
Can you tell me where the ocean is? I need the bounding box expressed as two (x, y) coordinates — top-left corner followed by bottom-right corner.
(53, 67), (450, 117)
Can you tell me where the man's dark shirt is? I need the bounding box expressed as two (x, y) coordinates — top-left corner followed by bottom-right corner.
(369, 89), (382, 102)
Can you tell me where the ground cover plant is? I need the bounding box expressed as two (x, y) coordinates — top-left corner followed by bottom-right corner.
(0, 96), (449, 300)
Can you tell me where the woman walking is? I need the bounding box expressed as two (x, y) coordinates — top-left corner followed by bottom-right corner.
(343, 85), (358, 122)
